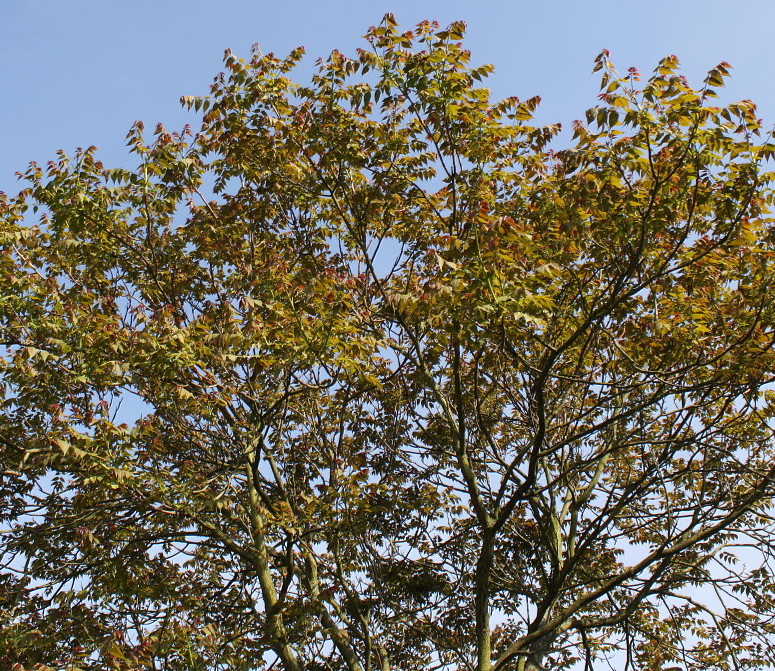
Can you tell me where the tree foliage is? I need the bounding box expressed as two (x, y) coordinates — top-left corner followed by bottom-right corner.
(3, 15), (775, 671)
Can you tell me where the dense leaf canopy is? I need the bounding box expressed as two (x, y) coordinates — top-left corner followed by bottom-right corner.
(3, 16), (775, 671)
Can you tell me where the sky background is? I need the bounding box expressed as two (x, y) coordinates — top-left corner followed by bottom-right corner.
(2, 0), (775, 195)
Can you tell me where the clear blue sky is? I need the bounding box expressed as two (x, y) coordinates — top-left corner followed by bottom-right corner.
(2, 0), (774, 193)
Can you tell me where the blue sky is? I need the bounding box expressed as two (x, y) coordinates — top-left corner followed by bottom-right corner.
(2, 0), (774, 193)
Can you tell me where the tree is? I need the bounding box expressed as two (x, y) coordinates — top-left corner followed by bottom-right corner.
(2, 15), (775, 671)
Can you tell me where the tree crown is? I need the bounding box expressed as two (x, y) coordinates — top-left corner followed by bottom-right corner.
(3, 15), (775, 671)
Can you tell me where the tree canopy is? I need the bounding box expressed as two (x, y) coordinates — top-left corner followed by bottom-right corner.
(3, 15), (775, 671)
